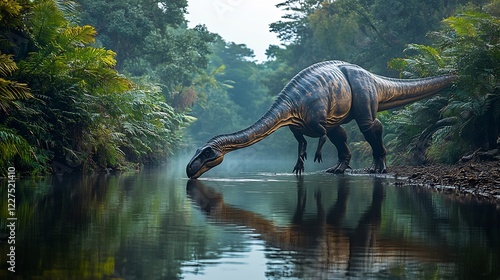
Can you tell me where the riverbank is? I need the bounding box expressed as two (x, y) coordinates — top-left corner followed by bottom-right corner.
(389, 160), (500, 204)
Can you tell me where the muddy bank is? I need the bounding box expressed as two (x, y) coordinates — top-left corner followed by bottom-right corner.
(389, 160), (500, 204)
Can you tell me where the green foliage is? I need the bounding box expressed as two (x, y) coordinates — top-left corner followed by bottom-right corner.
(113, 83), (193, 164)
(389, 44), (449, 77)
(384, 96), (453, 164)
(0, 10), (35, 173)
(388, 2), (500, 163)
(0, 0), (203, 174)
(0, 0), (22, 21)
(78, 0), (188, 61)
(189, 87), (244, 143)
(0, 126), (34, 175)
(0, 53), (31, 113)
(77, 0), (215, 109)
(426, 128), (469, 164)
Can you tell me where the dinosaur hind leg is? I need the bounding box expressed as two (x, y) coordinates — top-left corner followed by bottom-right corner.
(357, 118), (387, 173)
(340, 65), (387, 173)
(326, 126), (352, 174)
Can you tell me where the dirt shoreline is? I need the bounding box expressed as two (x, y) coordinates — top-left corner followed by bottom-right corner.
(388, 160), (500, 204)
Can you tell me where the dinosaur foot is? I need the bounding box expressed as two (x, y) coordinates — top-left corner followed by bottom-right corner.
(314, 152), (322, 163)
(326, 159), (352, 174)
(293, 158), (305, 175)
(368, 157), (387, 174)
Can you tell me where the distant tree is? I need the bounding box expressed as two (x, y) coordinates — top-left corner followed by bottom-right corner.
(210, 38), (271, 120)
(77, 0), (188, 66)
(266, 0), (488, 89)
(77, 0), (215, 109)
(188, 36), (277, 148)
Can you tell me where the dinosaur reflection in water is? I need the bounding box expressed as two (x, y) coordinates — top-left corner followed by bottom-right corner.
(186, 178), (451, 278)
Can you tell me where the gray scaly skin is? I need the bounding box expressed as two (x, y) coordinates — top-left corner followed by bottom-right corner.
(187, 60), (457, 179)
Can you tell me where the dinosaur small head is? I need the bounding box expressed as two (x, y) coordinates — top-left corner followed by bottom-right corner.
(186, 145), (224, 179)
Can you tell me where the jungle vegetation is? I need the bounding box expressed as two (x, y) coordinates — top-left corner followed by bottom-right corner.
(0, 0), (213, 175)
(1, 0), (499, 175)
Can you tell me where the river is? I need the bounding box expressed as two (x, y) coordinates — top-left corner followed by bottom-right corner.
(1, 159), (499, 279)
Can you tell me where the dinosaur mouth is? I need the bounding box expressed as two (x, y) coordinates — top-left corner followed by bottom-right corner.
(187, 167), (206, 179)
(186, 156), (223, 179)
(186, 158), (205, 179)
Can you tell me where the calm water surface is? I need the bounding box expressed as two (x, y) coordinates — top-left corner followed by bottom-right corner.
(1, 159), (499, 279)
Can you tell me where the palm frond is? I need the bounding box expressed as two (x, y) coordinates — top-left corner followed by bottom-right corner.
(31, 0), (66, 46)
(0, 54), (32, 113)
(0, 53), (18, 76)
(0, 126), (35, 167)
(0, 0), (22, 18)
(405, 44), (444, 68)
(444, 16), (478, 37)
(58, 25), (97, 49)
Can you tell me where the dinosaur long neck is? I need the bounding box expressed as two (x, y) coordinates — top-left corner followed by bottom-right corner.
(208, 95), (293, 154)
(376, 74), (458, 111)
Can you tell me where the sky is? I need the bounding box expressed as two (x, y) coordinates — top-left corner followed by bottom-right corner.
(185, 0), (285, 62)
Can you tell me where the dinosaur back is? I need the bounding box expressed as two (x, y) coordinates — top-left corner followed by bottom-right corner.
(278, 61), (353, 128)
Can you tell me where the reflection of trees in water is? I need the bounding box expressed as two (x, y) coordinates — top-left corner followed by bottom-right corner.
(0, 173), (205, 280)
(187, 177), (499, 278)
(392, 185), (500, 278)
(0, 175), (118, 279)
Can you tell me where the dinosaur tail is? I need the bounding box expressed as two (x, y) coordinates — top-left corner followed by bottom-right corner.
(376, 74), (458, 111)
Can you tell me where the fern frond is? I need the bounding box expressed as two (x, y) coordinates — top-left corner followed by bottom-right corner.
(0, 126), (35, 165)
(0, 0), (22, 18)
(31, 0), (66, 45)
(444, 16), (477, 37)
(0, 53), (32, 113)
(58, 25), (97, 48)
(0, 53), (18, 76)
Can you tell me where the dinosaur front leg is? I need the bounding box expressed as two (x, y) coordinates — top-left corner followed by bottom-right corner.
(314, 135), (327, 163)
(326, 126), (352, 174)
(290, 127), (307, 175)
(307, 121), (328, 163)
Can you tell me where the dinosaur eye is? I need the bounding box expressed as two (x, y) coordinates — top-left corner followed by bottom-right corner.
(202, 148), (212, 158)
